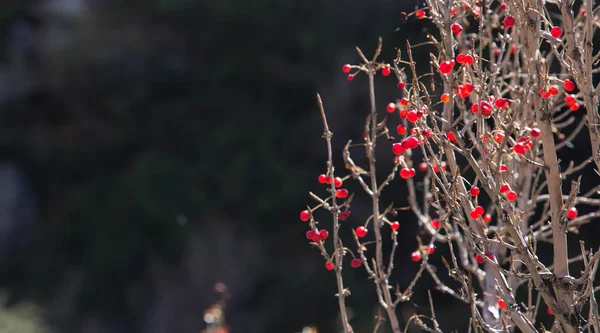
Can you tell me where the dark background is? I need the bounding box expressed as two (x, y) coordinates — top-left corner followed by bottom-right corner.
(0, 1), (596, 333)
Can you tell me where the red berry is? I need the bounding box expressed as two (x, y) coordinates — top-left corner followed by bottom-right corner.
(471, 103), (479, 114)
(397, 124), (407, 135)
(441, 93), (450, 103)
(416, 9), (426, 19)
(570, 102), (580, 111)
(483, 213), (492, 223)
(423, 129), (431, 138)
(411, 251), (422, 262)
(419, 162), (428, 172)
(397, 81), (406, 89)
(387, 102), (396, 113)
(549, 86), (559, 96)
(431, 219), (441, 229)
(318, 174), (327, 184)
(470, 209), (481, 220)
(563, 79), (575, 91)
(405, 136), (419, 149)
(495, 98), (507, 109)
(447, 132), (457, 142)
(407, 110), (419, 123)
(475, 206), (484, 216)
(390, 221), (400, 231)
(504, 16), (515, 28)
(306, 230), (315, 239)
(300, 210), (310, 222)
(351, 258), (362, 268)
(456, 54), (465, 64)
(464, 54), (474, 65)
(334, 177), (343, 188)
(470, 186), (480, 197)
(513, 143), (526, 155)
(392, 143), (405, 155)
(480, 101), (493, 117)
(319, 229), (329, 240)
(428, 245), (435, 254)
(451, 23), (463, 35)
(312, 233), (322, 242)
(336, 189), (349, 199)
(495, 131), (505, 143)
(356, 226), (368, 238)
(567, 207), (578, 219)
(499, 3), (507, 10)
(550, 26), (563, 38)
(439, 61), (453, 74)
(400, 168), (412, 179)
(339, 210), (351, 221)
(500, 165), (508, 173)
(530, 127), (541, 138)
(400, 97), (409, 107)
(498, 299), (507, 310)
(485, 252), (495, 261)
(347, 74), (354, 81)
(506, 191), (517, 201)
(325, 262), (334, 271)
(382, 66), (391, 76)
(342, 64), (352, 73)
(409, 168), (416, 177)
(499, 183), (510, 193)
(547, 307), (553, 315)
(475, 254), (484, 263)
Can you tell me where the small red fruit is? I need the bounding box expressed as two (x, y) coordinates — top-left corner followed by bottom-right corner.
(416, 9), (426, 19)
(498, 299), (507, 310)
(312, 233), (321, 242)
(431, 219), (441, 229)
(570, 103), (580, 111)
(470, 186), (480, 197)
(387, 102), (396, 113)
(390, 221), (400, 231)
(411, 251), (422, 262)
(427, 245), (435, 254)
(439, 61), (453, 74)
(351, 258), (362, 268)
(325, 262), (334, 271)
(475, 254), (484, 263)
(397, 81), (406, 89)
(530, 127), (541, 138)
(550, 26), (563, 38)
(404, 136), (420, 149)
(356, 226), (368, 238)
(483, 213), (492, 223)
(339, 210), (351, 221)
(563, 79), (575, 91)
(500, 164), (508, 173)
(392, 143), (405, 155)
(547, 307), (553, 315)
(480, 101), (493, 117)
(464, 54), (474, 65)
(305, 230), (315, 239)
(451, 23), (463, 35)
(567, 207), (578, 219)
(336, 189), (349, 199)
(504, 16), (515, 28)
(396, 124), (407, 135)
(447, 132), (457, 142)
(319, 229), (329, 240)
(300, 210), (310, 222)
(400, 97), (409, 107)
(318, 174), (327, 184)
(513, 143), (526, 155)
(441, 93), (450, 103)
(382, 66), (391, 76)
(485, 252), (495, 261)
(506, 190), (517, 201)
(342, 64), (351, 73)
(499, 183), (510, 193)
(347, 74), (354, 81)
(456, 54), (465, 64)
(400, 168), (412, 179)
(334, 177), (343, 188)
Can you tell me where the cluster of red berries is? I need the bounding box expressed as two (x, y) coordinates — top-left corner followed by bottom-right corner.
(411, 245), (435, 262)
(306, 229), (329, 242)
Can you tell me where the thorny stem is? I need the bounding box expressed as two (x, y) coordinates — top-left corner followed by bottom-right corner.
(316, 94), (353, 333)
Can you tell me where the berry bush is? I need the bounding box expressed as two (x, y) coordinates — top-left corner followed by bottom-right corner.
(300, 0), (600, 332)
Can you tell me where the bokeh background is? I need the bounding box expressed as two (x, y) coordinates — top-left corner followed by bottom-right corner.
(0, 1), (597, 333)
